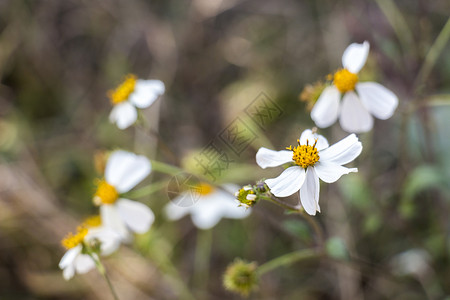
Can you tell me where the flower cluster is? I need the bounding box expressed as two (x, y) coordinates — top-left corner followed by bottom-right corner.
(59, 150), (153, 279)
(59, 75), (163, 279)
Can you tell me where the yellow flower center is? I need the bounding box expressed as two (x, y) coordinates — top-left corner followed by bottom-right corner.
(286, 139), (320, 169)
(108, 74), (137, 105)
(61, 227), (88, 249)
(195, 182), (214, 196)
(82, 215), (102, 228)
(93, 180), (119, 205)
(333, 69), (358, 93)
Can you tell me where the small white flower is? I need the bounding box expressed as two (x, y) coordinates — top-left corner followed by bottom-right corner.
(164, 183), (251, 230)
(311, 41), (398, 133)
(256, 129), (362, 215)
(108, 74), (165, 130)
(59, 217), (121, 280)
(94, 150), (154, 241)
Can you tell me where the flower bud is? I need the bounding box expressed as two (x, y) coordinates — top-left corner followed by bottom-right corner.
(223, 259), (258, 297)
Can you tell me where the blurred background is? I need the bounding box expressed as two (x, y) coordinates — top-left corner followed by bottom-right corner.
(0, 0), (449, 299)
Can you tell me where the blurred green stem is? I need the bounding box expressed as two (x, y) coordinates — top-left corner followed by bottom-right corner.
(257, 248), (321, 276)
(193, 229), (213, 296)
(415, 17), (450, 92)
(124, 180), (167, 198)
(375, 0), (414, 57)
(151, 160), (183, 176)
(90, 254), (120, 300)
(149, 236), (197, 300)
(260, 194), (324, 246)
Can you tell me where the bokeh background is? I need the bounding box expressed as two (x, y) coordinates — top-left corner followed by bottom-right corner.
(0, 0), (449, 299)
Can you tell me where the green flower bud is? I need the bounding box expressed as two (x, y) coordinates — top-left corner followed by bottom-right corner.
(235, 185), (257, 208)
(223, 259), (258, 297)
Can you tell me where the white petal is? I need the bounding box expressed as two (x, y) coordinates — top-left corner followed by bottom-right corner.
(109, 102), (138, 130)
(314, 161), (357, 183)
(86, 227), (121, 256)
(256, 147), (293, 169)
(164, 197), (192, 220)
(74, 254), (96, 274)
(190, 199), (225, 230)
(117, 199), (155, 234)
(356, 82), (398, 120)
(211, 189), (251, 219)
(59, 245), (81, 269)
(105, 151), (151, 193)
(342, 41), (370, 73)
(339, 92), (373, 133)
(299, 167), (320, 215)
(63, 265), (75, 280)
(311, 86), (341, 128)
(265, 166), (306, 197)
(100, 204), (130, 241)
(129, 80), (165, 109)
(319, 134), (362, 165)
(299, 129), (329, 150)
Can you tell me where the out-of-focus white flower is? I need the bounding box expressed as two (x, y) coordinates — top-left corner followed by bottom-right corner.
(164, 183), (251, 230)
(59, 216), (121, 280)
(256, 129), (362, 215)
(311, 41), (398, 133)
(390, 248), (431, 277)
(94, 150), (154, 241)
(108, 74), (165, 130)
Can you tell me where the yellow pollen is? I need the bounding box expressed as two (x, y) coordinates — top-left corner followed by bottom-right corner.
(286, 139), (320, 168)
(93, 179), (119, 205)
(82, 215), (102, 228)
(195, 183), (214, 196)
(108, 74), (137, 105)
(61, 227), (88, 249)
(333, 69), (358, 93)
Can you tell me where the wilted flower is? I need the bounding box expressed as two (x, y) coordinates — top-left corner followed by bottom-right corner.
(164, 183), (250, 230)
(59, 216), (121, 280)
(256, 129), (362, 215)
(311, 41), (398, 133)
(300, 80), (327, 111)
(94, 150), (154, 241)
(223, 259), (258, 297)
(108, 74), (165, 130)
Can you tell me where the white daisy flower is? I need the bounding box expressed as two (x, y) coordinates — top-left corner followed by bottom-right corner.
(256, 129), (362, 215)
(108, 74), (165, 130)
(311, 41), (398, 133)
(94, 150), (154, 241)
(164, 183), (251, 230)
(59, 216), (121, 280)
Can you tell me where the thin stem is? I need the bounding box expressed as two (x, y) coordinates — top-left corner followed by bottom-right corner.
(151, 160), (183, 176)
(260, 194), (299, 211)
(374, 0), (415, 58)
(90, 254), (120, 300)
(257, 248), (321, 276)
(260, 194), (324, 246)
(415, 17), (450, 92)
(193, 229), (213, 296)
(124, 180), (167, 198)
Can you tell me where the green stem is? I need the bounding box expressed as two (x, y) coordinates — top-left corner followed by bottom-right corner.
(90, 254), (120, 300)
(151, 160), (183, 176)
(257, 248), (321, 276)
(260, 194), (324, 246)
(375, 0), (414, 58)
(193, 229), (213, 296)
(124, 180), (167, 198)
(415, 17), (450, 91)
